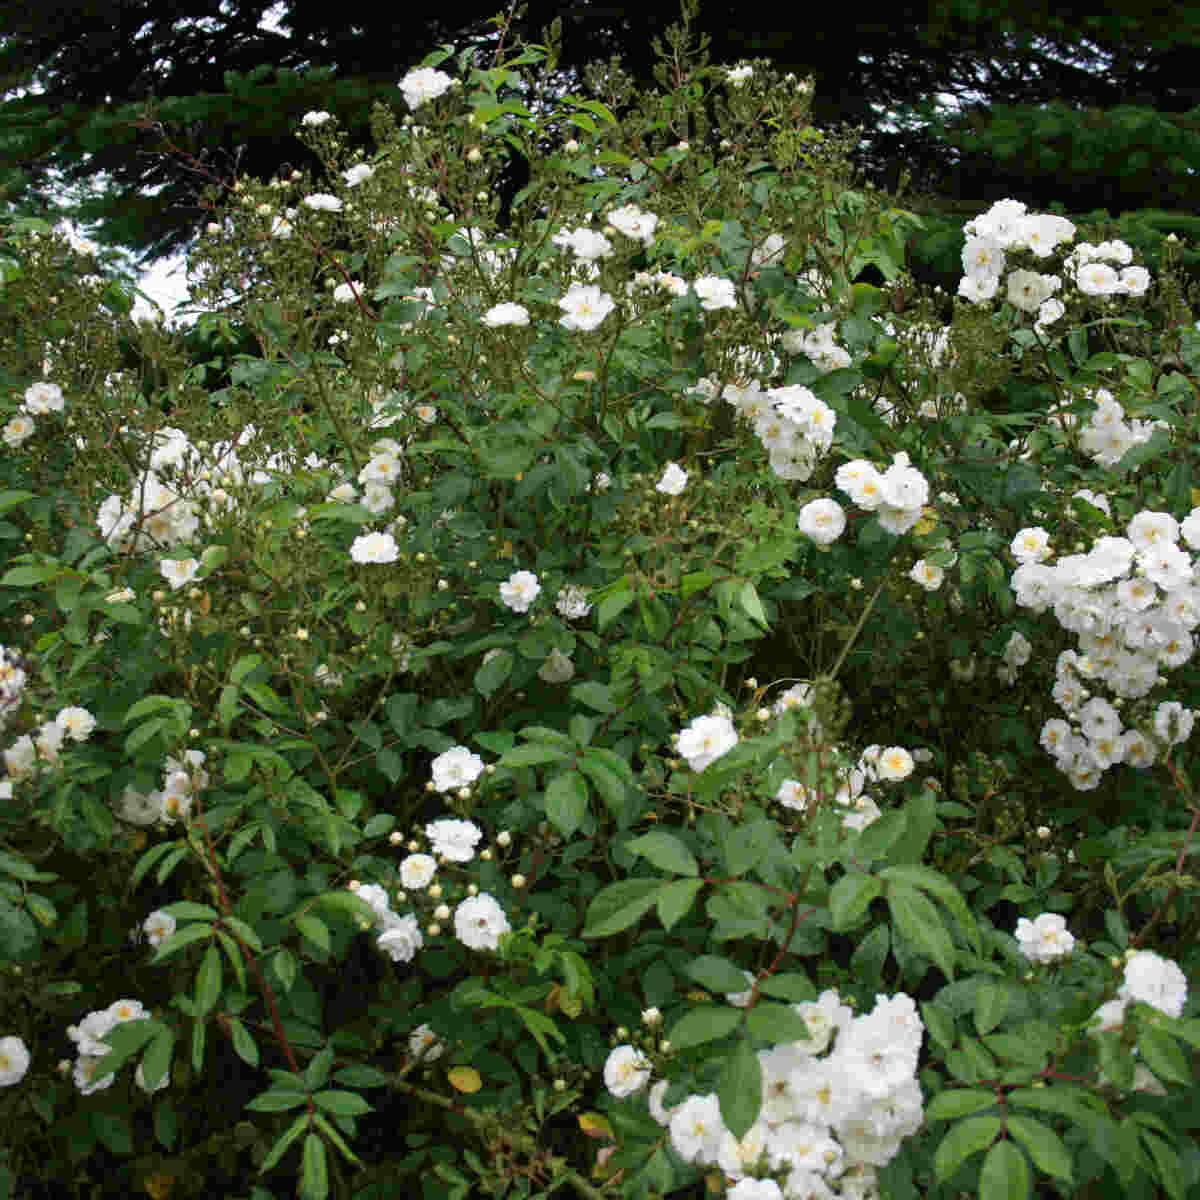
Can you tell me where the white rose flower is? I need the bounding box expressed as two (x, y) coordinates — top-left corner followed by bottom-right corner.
(603, 1045), (651, 1097)
(556, 585), (591, 620)
(349, 531), (399, 564)
(159, 557), (200, 590)
(409, 1023), (444, 1061)
(482, 302), (530, 327)
(0, 1036), (30, 1087)
(692, 275), (737, 311)
(499, 570), (541, 613)
(425, 817), (483, 863)
(656, 462), (688, 495)
(303, 193), (343, 212)
(454, 892), (511, 951)
(142, 909), (176, 949)
(55, 706), (96, 742)
(22, 382), (65, 414)
(558, 284), (616, 331)
(797, 498), (846, 546)
(876, 746), (914, 781)
(301, 111), (332, 126)
(342, 164), (375, 187)
(1122, 950), (1187, 1018)
(429, 749), (485, 794)
(1015, 913), (1075, 964)
(400, 854), (437, 890)
(400, 67), (455, 109)
(377, 913), (423, 963)
(677, 713), (738, 772)
(3, 415), (37, 447)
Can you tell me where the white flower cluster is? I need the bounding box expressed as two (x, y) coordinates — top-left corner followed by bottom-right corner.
(633, 990), (923, 1196)
(67, 998), (164, 1095)
(354, 882), (425, 964)
(780, 322), (851, 373)
(1093, 950), (1188, 1028)
(1012, 509), (1200, 787)
(3, 704), (99, 793)
(957, 199), (1150, 323)
(1073, 387), (1168, 470)
(725, 382), (837, 483)
(1015, 912), (1075, 964)
(776, 743), (919, 834)
(3, 382), (66, 448)
(96, 425), (296, 552)
(113, 750), (209, 825)
(828, 452), (931, 537)
(0, 647), (28, 734)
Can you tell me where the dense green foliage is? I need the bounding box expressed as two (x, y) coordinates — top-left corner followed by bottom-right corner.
(0, 9), (1199, 1200)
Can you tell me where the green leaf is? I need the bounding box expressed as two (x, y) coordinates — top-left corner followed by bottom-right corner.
(853, 809), (908, 862)
(596, 579), (634, 629)
(91, 1017), (162, 1079)
(571, 680), (616, 712)
(231, 1019), (259, 1067)
(718, 1037), (762, 1140)
(154, 1097), (178, 1150)
(300, 1133), (329, 1200)
(974, 982), (1009, 1036)
(757, 972), (816, 1003)
(544, 769), (588, 837)
(194, 944), (223, 1015)
(304, 1046), (334, 1092)
(1137, 1026), (1191, 1085)
(130, 842), (179, 891)
(723, 819), (775, 877)
(313, 1090), (372, 1117)
(934, 1115), (1004, 1182)
(473, 649), (513, 697)
(887, 882), (956, 981)
(979, 1138), (1032, 1200)
(140, 1027), (174, 1091)
(246, 1090), (310, 1113)
(0, 850), (41, 881)
(667, 1005), (743, 1051)
(829, 872), (881, 931)
(259, 1113), (309, 1173)
(926, 1090), (1000, 1122)
(582, 879), (663, 938)
(231, 654), (264, 685)
(657, 878), (703, 930)
(626, 831), (698, 877)
(295, 914), (331, 954)
(499, 743), (571, 768)
(885, 786), (938, 864)
(687, 954), (754, 995)
(333, 1065), (389, 1088)
(746, 1003), (813, 1044)
(0, 896), (38, 959)
(273, 947), (297, 992)
(737, 580), (768, 628)
(192, 1018), (206, 1072)
(150, 923), (213, 964)
(1005, 1115), (1073, 1183)
(577, 753), (629, 818)
(89, 1111), (132, 1156)
(313, 1113), (364, 1167)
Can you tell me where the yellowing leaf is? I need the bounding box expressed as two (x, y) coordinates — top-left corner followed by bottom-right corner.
(447, 1066), (482, 1093)
(578, 1112), (614, 1140)
(144, 1173), (175, 1200)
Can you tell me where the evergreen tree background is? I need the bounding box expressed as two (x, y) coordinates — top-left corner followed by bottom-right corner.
(1, 0), (1197, 290)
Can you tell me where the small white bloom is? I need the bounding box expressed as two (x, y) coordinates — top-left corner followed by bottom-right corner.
(797, 498), (846, 546)
(500, 570), (541, 613)
(0, 1036), (30, 1087)
(482, 302), (530, 327)
(693, 275), (738, 311)
(876, 746), (914, 781)
(454, 892), (511, 951)
(342, 164), (375, 187)
(400, 854), (437, 889)
(656, 462), (688, 495)
(349, 531), (399, 564)
(909, 560), (944, 591)
(55, 706), (96, 742)
(5, 414), (39, 447)
(400, 67), (455, 109)
(604, 1045), (651, 1097)
(303, 193), (343, 212)
(430, 749), (485, 795)
(302, 111), (332, 126)
(677, 713), (738, 772)
(556, 585), (591, 620)
(377, 913), (423, 963)
(22, 382), (65, 414)
(1015, 913), (1075, 964)
(142, 909), (176, 949)
(1121, 951), (1187, 1018)
(409, 1023), (444, 1061)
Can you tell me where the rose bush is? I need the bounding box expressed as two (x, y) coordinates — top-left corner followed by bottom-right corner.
(0, 4), (1198, 1199)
